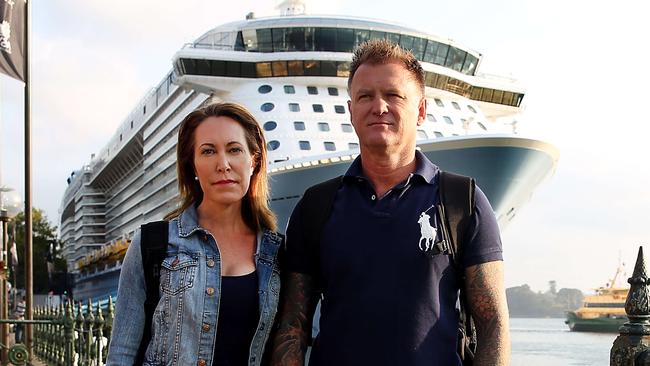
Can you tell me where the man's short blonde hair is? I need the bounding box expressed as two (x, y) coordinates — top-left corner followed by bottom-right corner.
(348, 39), (425, 94)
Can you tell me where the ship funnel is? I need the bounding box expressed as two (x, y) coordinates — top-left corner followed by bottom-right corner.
(276, 0), (307, 16)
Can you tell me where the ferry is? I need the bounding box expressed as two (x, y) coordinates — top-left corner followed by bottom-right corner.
(59, 1), (560, 300)
(565, 265), (629, 333)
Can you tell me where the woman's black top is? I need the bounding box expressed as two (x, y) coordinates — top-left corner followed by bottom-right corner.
(213, 270), (260, 366)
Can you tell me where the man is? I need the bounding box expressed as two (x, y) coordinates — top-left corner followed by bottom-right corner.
(271, 39), (510, 365)
(14, 295), (25, 344)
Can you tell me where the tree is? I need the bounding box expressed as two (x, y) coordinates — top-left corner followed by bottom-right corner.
(10, 208), (67, 293)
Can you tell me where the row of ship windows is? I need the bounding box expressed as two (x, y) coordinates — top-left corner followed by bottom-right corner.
(177, 58), (523, 107)
(425, 114), (487, 130)
(232, 27), (478, 76)
(258, 84), (478, 114)
(258, 84), (341, 96)
(261, 102), (346, 114)
(268, 140), (358, 152)
(264, 121), (354, 132)
(261, 116), (486, 132)
(267, 129), (451, 152)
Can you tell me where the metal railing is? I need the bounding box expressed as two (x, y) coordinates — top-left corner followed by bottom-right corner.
(37, 298), (113, 366)
(0, 297), (115, 366)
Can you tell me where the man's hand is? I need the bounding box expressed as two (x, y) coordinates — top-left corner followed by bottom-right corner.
(270, 272), (319, 366)
(465, 261), (510, 365)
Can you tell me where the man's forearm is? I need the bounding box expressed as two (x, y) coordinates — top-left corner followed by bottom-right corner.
(465, 261), (511, 365)
(270, 272), (319, 366)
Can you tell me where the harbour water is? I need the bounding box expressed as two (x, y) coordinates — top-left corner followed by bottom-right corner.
(511, 318), (615, 365)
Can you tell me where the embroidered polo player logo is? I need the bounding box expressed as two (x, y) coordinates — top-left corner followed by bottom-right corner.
(417, 211), (437, 251)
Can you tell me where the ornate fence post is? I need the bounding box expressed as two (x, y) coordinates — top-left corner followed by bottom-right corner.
(58, 303), (65, 366)
(104, 296), (114, 361)
(42, 306), (48, 363)
(42, 307), (49, 361)
(95, 300), (105, 366)
(76, 301), (85, 366)
(51, 306), (57, 365)
(64, 301), (75, 366)
(47, 306), (54, 362)
(33, 307), (40, 358)
(611, 246), (650, 365)
(86, 299), (95, 365)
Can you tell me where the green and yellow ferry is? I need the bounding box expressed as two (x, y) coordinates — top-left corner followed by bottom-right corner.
(565, 266), (629, 333)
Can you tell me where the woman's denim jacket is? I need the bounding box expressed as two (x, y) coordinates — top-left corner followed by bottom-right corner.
(107, 205), (283, 366)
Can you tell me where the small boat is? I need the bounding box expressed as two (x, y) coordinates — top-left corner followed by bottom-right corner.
(565, 265), (629, 333)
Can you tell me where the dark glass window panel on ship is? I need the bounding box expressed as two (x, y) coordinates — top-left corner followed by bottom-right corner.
(287, 60), (304, 76)
(321, 61), (337, 76)
(294, 121), (306, 130)
(263, 121), (277, 131)
(299, 140), (311, 150)
(267, 140), (280, 151)
(258, 85), (272, 94)
(261, 103), (274, 112)
(272, 61), (288, 76)
(324, 141), (336, 151)
(337, 28), (355, 52)
(315, 28), (337, 51)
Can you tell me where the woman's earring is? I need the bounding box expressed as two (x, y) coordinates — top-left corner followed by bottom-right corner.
(194, 176), (199, 181)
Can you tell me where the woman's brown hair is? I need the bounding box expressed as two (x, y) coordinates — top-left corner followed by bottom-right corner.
(165, 102), (277, 232)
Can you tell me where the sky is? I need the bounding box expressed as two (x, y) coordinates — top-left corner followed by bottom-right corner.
(1, 0), (649, 293)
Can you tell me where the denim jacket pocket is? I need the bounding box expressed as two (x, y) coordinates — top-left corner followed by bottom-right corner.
(160, 253), (198, 296)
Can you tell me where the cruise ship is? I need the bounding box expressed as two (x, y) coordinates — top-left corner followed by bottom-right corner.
(58, 1), (559, 300)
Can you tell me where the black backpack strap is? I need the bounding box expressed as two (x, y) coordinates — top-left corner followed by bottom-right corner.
(135, 220), (169, 365)
(439, 171), (475, 262)
(298, 175), (343, 291)
(438, 171), (476, 365)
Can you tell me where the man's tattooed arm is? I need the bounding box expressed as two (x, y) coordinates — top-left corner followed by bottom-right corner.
(465, 261), (511, 365)
(270, 272), (320, 366)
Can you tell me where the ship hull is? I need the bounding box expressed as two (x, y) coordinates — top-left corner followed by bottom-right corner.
(565, 311), (627, 333)
(73, 135), (557, 300)
(270, 135), (558, 230)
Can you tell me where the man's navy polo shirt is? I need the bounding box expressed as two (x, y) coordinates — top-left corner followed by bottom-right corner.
(284, 150), (503, 366)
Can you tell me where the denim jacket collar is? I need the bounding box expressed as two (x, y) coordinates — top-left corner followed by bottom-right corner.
(177, 204), (203, 237)
(177, 203), (283, 256)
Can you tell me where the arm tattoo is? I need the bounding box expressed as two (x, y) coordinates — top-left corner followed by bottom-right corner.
(465, 261), (511, 365)
(270, 272), (319, 366)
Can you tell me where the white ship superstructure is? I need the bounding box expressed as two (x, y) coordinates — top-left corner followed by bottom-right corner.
(59, 10), (558, 299)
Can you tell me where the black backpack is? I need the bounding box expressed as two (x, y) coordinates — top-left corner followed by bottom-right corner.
(135, 220), (169, 365)
(299, 171), (477, 365)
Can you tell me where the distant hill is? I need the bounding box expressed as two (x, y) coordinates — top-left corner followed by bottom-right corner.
(506, 284), (584, 318)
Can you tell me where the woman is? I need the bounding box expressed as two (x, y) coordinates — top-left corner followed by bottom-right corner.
(107, 102), (283, 366)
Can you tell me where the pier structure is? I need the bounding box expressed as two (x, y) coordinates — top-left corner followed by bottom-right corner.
(611, 246), (650, 365)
